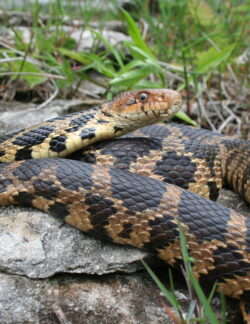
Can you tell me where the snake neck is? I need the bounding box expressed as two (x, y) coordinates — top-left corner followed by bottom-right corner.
(0, 105), (169, 162)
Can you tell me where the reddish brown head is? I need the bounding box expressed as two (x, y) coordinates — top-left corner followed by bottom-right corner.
(102, 89), (182, 128)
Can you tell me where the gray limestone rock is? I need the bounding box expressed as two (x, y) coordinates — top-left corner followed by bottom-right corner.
(0, 272), (172, 324)
(0, 99), (103, 137)
(0, 206), (149, 278)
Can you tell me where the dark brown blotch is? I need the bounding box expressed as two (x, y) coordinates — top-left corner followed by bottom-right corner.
(97, 119), (109, 124)
(207, 181), (220, 201)
(118, 223), (134, 239)
(33, 179), (60, 199)
(114, 126), (123, 134)
(56, 159), (93, 191)
(13, 191), (34, 205)
(91, 137), (161, 171)
(49, 135), (67, 153)
(201, 245), (249, 282)
(155, 151), (196, 189)
(13, 160), (43, 181)
(15, 148), (33, 161)
(183, 140), (220, 178)
(80, 128), (96, 141)
(48, 202), (70, 219)
(177, 190), (231, 243)
(70, 151), (97, 164)
(85, 193), (117, 226)
(69, 109), (98, 127)
(12, 125), (55, 147)
(110, 167), (166, 212)
(0, 177), (13, 193)
(146, 215), (179, 249)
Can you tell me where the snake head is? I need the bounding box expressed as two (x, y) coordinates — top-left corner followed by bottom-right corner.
(103, 89), (182, 127)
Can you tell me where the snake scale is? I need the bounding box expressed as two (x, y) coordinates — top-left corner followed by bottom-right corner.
(0, 89), (249, 321)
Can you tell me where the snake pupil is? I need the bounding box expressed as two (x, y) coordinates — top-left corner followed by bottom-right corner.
(139, 93), (148, 102)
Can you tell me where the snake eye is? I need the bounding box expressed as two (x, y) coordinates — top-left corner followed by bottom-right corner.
(139, 93), (148, 102)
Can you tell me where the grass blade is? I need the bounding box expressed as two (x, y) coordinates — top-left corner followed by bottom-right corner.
(141, 260), (180, 310)
(90, 28), (124, 68)
(178, 223), (219, 324)
(121, 9), (155, 60)
(175, 111), (197, 126)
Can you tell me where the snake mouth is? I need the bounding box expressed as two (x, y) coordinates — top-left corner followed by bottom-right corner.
(118, 100), (182, 121)
(151, 99), (183, 119)
(157, 98), (182, 120)
(116, 110), (179, 127)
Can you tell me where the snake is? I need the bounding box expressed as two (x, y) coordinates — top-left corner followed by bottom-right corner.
(70, 123), (250, 203)
(0, 89), (249, 321)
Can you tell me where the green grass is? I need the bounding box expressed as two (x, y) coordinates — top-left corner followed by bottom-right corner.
(0, 0), (248, 100)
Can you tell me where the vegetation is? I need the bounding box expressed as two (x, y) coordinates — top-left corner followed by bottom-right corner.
(0, 1), (248, 120)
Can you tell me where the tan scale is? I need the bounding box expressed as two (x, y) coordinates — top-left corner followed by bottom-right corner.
(129, 149), (165, 180)
(226, 211), (250, 262)
(217, 272), (250, 299)
(64, 189), (95, 232)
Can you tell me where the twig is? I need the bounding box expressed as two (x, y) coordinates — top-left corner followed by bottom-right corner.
(141, 19), (149, 40)
(217, 115), (234, 133)
(161, 301), (182, 324)
(158, 61), (184, 73)
(36, 79), (59, 110)
(0, 72), (65, 80)
(220, 81), (230, 100)
(0, 56), (55, 70)
(77, 87), (102, 99)
(205, 91), (224, 121)
(180, 265), (201, 322)
(164, 70), (184, 82)
(52, 303), (72, 324)
(0, 57), (29, 63)
(227, 64), (238, 84)
(197, 97), (217, 131)
(219, 101), (241, 135)
(0, 40), (25, 56)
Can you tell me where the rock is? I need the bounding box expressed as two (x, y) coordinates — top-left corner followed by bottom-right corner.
(217, 188), (250, 216)
(0, 206), (150, 278)
(5, 26), (130, 52)
(0, 266), (242, 324)
(0, 99), (103, 137)
(0, 10), (125, 32)
(0, 272), (171, 324)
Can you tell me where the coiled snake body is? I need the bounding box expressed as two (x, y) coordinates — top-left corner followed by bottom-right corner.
(0, 89), (249, 321)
